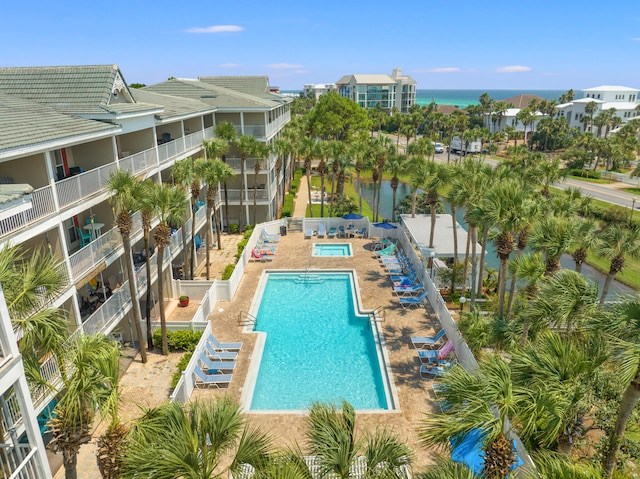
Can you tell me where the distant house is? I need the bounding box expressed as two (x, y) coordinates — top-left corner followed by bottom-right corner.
(555, 85), (640, 135)
(303, 83), (336, 100)
(436, 105), (465, 116)
(485, 94), (546, 134)
(335, 68), (416, 113)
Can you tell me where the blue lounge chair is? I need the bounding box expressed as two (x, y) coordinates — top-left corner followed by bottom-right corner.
(305, 228), (314, 239)
(394, 283), (424, 296)
(354, 227), (367, 239)
(328, 227), (337, 238)
(391, 270), (417, 285)
(411, 329), (446, 349)
(417, 340), (455, 363)
(193, 366), (233, 389)
(198, 353), (236, 373)
(205, 342), (238, 361)
(373, 243), (396, 258)
(208, 334), (243, 352)
(399, 290), (428, 309)
(420, 360), (456, 379)
(338, 225), (346, 238)
(318, 223), (326, 238)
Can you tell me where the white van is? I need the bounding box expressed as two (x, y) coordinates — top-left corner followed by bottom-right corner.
(433, 142), (444, 154)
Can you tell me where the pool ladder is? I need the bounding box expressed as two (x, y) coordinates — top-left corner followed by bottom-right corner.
(237, 311), (257, 328)
(369, 306), (385, 323)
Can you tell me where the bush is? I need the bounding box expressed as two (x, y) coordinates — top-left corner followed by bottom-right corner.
(243, 227), (254, 240)
(221, 264), (235, 280)
(566, 168), (601, 179)
(237, 238), (248, 256)
(229, 223), (239, 234)
(152, 329), (202, 352)
(458, 311), (491, 355)
(171, 350), (193, 388)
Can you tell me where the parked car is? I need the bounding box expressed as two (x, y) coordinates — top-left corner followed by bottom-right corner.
(433, 142), (444, 154)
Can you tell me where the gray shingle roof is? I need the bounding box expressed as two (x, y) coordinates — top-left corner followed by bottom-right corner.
(198, 76), (270, 95)
(0, 93), (119, 155)
(131, 89), (216, 119)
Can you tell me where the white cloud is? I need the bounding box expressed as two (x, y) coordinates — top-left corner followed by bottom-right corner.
(218, 63), (240, 68)
(632, 37), (640, 41)
(266, 63), (303, 69)
(429, 67), (461, 73)
(185, 25), (244, 33)
(496, 65), (532, 73)
(295, 69), (310, 74)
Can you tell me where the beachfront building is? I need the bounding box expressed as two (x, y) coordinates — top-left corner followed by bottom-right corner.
(485, 93), (545, 134)
(336, 68), (416, 113)
(0, 64), (291, 473)
(555, 85), (640, 135)
(302, 83), (337, 100)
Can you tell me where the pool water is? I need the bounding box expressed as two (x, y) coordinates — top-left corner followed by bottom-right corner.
(248, 272), (389, 411)
(313, 243), (352, 257)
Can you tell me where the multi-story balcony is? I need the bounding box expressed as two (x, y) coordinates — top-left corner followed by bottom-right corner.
(225, 158), (269, 172)
(0, 128), (213, 241)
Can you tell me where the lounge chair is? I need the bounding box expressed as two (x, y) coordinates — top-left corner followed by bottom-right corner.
(208, 334), (243, 352)
(198, 353), (236, 373)
(373, 243), (396, 258)
(328, 227), (337, 238)
(399, 290), (428, 309)
(338, 225), (346, 238)
(255, 242), (277, 254)
(420, 360), (456, 379)
(354, 227), (367, 239)
(193, 366), (233, 389)
(391, 270), (417, 285)
(411, 329), (446, 349)
(250, 248), (273, 262)
(318, 223), (326, 238)
(205, 342), (238, 361)
(260, 230), (280, 243)
(305, 228), (314, 239)
(417, 340), (455, 363)
(393, 283), (424, 296)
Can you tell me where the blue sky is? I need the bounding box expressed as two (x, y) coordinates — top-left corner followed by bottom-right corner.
(2, 0), (639, 91)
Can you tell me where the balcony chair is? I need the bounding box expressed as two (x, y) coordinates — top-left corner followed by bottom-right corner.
(77, 226), (92, 247)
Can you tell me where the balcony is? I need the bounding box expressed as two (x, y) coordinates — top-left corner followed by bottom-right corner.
(224, 189), (270, 202)
(0, 127), (213, 240)
(3, 445), (43, 479)
(225, 158), (268, 171)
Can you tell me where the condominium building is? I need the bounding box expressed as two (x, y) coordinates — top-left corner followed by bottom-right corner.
(556, 85), (640, 134)
(0, 64), (291, 476)
(335, 68), (416, 113)
(302, 83), (337, 100)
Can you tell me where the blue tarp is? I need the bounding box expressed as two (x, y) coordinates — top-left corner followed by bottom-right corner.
(342, 213), (364, 219)
(373, 222), (398, 229)
(450, 429), (523, 476)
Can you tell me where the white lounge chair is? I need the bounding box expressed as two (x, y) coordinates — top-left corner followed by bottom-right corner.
(318, 223), (326, 238)
(193, 366), (233, 389)
(208, 334), (243, 352)
(305, 228), (314, 239)
(411, 329), (446, 349)
(205, 342), (238, 361)
(198, 353), (236, 373)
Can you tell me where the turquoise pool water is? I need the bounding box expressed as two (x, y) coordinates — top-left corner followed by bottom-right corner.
(313, 243), (352, 257)
(249, 272), (389, 411)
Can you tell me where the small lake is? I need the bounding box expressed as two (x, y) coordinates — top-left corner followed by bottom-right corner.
(356, 179), (636, 299)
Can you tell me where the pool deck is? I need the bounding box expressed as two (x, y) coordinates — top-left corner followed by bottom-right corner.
(193, 232), (445, 469)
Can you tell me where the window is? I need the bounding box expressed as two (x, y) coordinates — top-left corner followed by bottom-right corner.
(53, 149), (65, 180)
(67, 218), (78, 242)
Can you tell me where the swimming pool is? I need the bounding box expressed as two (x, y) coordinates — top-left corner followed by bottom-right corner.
(242, 270), (395, 412)
(313, 243), (352, 257)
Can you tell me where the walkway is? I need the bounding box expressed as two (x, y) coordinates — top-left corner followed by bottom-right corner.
(293, 171), (309, 217)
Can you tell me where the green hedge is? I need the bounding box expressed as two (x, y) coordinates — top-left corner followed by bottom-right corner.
(152, 329), (202, 352)
(222, 264), (235, 280)
(281, 194), (294, 217)
(566, 168), (601, 179)
(171, 350), (193, 388)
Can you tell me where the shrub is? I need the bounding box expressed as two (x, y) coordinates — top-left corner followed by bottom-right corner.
(171, 350), (193, 388)
(243, 227), (254, 240)
(229, 223), (239, 234)
(458, 311), (491, 355)
(237, 238), (248, 256)
(281, 194), (294, 217)
(221, 264), (235, 280)
(152, 329), (202, 352)
(566, 168), (601, 179)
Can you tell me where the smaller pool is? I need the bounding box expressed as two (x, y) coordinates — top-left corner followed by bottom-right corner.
(313, 243), (352, 257)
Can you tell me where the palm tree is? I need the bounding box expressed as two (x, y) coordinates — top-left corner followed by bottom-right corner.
(171, 158), (197, 279)
(197, 159), (235, 279)
(529, 216), (576, 275)
(238, 135), (262, 231)
(571, 218), (598, 273)
(48, 335), (120, 479)
(273, 137), (293, 211)
(122, 398), (273, 479)
(349, 140), (368, 214)
(317, 142), (329, 217)
(418, 355), (521, 479)
(419, 459), (477, 479)
(137, 180), (156, 350)
(253, 142), (271, 226)
(600, 300), (640, 477)
(533, 451), (603, 478)
(371, 136), (395, 222)
(585, 101), (598, 133)
(300, 137), (319, 217)
(108, 170), (147, 363)
(515, 108), (536, 149)
(204, 137), (230, 227)
(595, 224), (640, 308)
(482, 180), (532, 317)
(214, 121), (237, 229)
(408, 157), (429, 218)
(305, 401), (412, 479)
(386, 153), (408, 222)
(152, 183), (189, 355)
(425, 162), (450, 250)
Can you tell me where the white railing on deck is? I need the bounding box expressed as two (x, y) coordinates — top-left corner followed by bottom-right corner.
(6, 447), (41, 479)
(1, 390), (22, 432)
(82, 281), (133, 336)
(118, 147), (158, 176)
(56, 163), (117, 208)
(0, 185), (55, 237)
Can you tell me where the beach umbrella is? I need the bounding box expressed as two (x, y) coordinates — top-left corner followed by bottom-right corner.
(342, 213), (364, 220)
(373, 222), (397, 229)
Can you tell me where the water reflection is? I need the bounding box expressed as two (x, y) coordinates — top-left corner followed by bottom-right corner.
(356, 178), (636, 299)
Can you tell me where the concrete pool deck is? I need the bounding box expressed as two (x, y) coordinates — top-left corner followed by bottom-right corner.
(193, 234), (445, 469)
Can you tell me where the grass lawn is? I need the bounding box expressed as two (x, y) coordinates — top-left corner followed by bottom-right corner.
(567, 175), (612, 184)
(623, 187), (640, 195)
(304, 176), (374, 219)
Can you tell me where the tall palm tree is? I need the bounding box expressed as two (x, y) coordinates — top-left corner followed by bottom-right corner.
(138, 180), (156, 350)
(317, 142), (329, 217)
(532, 451), (603, 478)
(424, 162), (450, 250)
(152, 183), (189, 355)
(305, 401), (412, 479)
(408, 157), (429, 218)
(529, 216), (576, 276)
(418, 355), (521, 479)
(214, 121), (237, 229)
(349, 140), (368, 214)
(595, 224), (640, 308)
(204, 137), (230, 228)
(171, 158), (197, 279)
(482, 180), (532, 317)
(273, 137), (293, 211)
(371, 136), (395, 222)
(108, 170), (147, 363)
(386, 153), (409, 222)
(600, 300), (640, 477)
(197, 159), (235, 278)
(300, 137), (319, 217)
(253, 142), (271, 226)
(238, 135), (262, 231)
(419, 459), (477, 479)
(48, 335), (120, 479)
(585, 101), (598, 133)
(571, 218), (598, 273)
(122, 398), (273, 479)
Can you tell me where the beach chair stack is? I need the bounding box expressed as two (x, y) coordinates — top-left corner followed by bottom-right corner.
(374, 241), (428, 309)
(251, 229), (280, 261)
(194, 334), (243, 389)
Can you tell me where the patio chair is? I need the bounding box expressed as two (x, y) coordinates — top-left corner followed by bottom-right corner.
(250, 248), (269, 262)
(417, 340), (455, 363)
(305, 228), (314, 239)
(208, 333), (243, 352)
(338, 225), (346, 238)
(205, 342), (238, 361)
(260, 230), (280, 243)
(373, 243), (396, 258)
(198, 353), (236, 373)
(393, 282), (424, 296)
(328, 227), (337, 238)
(77, 226), (92, 247)
(193, 366), (233, 389)
(318, 223), (326, 238)
(420, 360), (456, 379)
(391, 269), (417, 285)
(399, 290), (428, 309)
(354, 227), (367, 239)
(411, 329), (446, 349)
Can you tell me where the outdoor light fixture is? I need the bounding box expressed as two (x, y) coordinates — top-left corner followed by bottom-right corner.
(460, 296), (467, 312)
(429, 251), (436, 277)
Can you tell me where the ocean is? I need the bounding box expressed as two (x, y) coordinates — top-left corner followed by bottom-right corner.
(415, 89), (566, 108)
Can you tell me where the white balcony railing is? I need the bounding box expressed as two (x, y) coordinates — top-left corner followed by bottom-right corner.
(225, 158), (268, 171)
(5, 446), (41, 479)
(225, 189), (269, 202)
(1, 389), (22, 433)
(82, 281), (133, 336)
(0, 128), (214, 241)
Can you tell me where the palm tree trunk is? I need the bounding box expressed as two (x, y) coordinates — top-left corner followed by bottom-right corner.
(604, 363), (640, 478)
(63, 450), (78, 479)
(506, 249), (524, 316)
(123, 234), (147, 363)
(239, 157), (245, 232)
(451, 205), (459, 290)
(205, 203), (213, 280)
(497, 256), (509, 317)
(157, 246), (168, 355)
(181, 223), (190, 280)
(143, 232), (153, 350)
(470, 224), (478, 307)
(391, 186), (398, 222)
(189, 199), (196, 280)
(357, 170), (363, 214)
(599, 270), (616, 308)
(213, 201), (222, 251)
(320, 174), (326, 217)
(477, 224), (489, 298)
(429, 203), (437, 249)
(253, 181), (258, 226)
(329, 175), (336, 218)
(411, 190), (417, 218)
(306, 167), (313, 217)
(460, 229), (470, 295)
